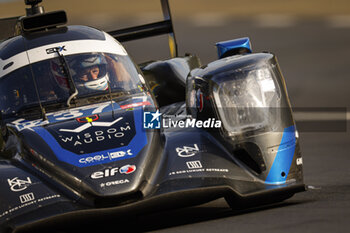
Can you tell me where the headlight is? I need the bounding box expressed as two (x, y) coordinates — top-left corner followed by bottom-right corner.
(212, 66), (281, 136)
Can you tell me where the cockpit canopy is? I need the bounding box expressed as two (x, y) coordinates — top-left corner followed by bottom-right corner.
(0, 26), (144, 119)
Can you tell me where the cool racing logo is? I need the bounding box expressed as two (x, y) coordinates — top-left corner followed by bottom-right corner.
(79, 149), (133, 164)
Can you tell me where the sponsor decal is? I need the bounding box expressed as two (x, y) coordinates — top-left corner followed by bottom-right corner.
(59, 124), (131, 147)
(33, 107), (146, 167)
(79, 154), (109, 164)
(108, 149), (132, 159)
(143, 110), (162, 129)
(59, 117), (123, 133)
(186, 160), (202, 169)
(76, 114), (99, 123)
(78, 149), (133, 164)
(91, 167), (119, 179)
(46, 45), (66, 54)
(19, 193), (35, 204)
(100, 179), (130, 188)
(0, 194), (61, 219)
(169, 168), (229, 176)
(120, 101), (151, 110)
(120, 165), (136, 174)
(296, 157), (303, 165)
(11, 102), (117, 131)
(176, 144), (199, 157)
(90, 165), (136, 179)
(7, 177), (32, 192)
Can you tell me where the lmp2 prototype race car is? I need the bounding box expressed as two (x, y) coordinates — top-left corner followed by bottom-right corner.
(0, 0), (305, 232)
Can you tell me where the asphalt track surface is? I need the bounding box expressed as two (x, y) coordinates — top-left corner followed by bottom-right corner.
(29, 19), (347, 233)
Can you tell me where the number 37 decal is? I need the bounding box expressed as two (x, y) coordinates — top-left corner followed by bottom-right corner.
(11, 102), (117, 131)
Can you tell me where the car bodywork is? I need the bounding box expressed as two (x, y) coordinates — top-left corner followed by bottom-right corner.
(0, 0), (305, 232)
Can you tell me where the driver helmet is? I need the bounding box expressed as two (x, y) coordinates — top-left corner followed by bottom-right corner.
(50, 58), (69, 91)
(70, 53), (109, 91)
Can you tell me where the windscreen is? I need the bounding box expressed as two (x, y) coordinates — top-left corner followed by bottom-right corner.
(0, 52), (142, 118)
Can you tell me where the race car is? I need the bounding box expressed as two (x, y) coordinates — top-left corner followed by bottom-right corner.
(0, 0), (305, 232)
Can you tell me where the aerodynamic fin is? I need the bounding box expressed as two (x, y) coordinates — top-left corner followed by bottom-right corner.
(0, 17), (19, 42)
(107, 0), (178, 58)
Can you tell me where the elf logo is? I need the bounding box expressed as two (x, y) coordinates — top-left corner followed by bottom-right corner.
(90, 165), (136, 179)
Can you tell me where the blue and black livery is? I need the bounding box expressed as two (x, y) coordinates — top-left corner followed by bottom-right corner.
(0, 0), (305, 232)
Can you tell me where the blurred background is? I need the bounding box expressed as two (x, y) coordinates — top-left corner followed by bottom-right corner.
(1, 1), (350, 232)
(1, 0), (350, 108)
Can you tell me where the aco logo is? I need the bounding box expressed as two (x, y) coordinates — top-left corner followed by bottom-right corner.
(77, 114), (99, 123)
